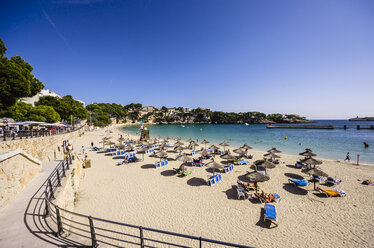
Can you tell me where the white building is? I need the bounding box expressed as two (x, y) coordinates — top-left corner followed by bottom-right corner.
(21, 89), (61, 106)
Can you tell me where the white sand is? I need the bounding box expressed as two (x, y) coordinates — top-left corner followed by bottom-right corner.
(68, 125), (374, 247)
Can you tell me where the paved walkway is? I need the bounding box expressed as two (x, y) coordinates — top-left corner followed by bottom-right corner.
(0, 161), (84, 248)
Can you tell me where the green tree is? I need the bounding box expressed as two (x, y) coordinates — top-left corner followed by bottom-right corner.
(8, 102), (33, 121)
(29, 105), (61, 123)
(56, 95), (88, 121)
(0, 38), (44, 112)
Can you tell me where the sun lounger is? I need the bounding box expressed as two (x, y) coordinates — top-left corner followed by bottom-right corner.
(264, 204), (278, 227)
(237, 186), (247, 199)
(312, 175), (325, 182)
(316, 187), (346, 197)
(224, 164), (234, 173)
(288, 179), (309, 186)
(326, 177), (342, 185)
(156, 160), (168, 168)
(236, 159), (250, 165)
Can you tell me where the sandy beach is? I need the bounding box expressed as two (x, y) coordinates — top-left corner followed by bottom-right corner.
(68, 125), (374, 247)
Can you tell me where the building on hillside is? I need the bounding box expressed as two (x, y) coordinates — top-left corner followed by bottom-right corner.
(76, 99), (86, 107)
(21, 89), (61, 106)
(142, 106), (155, 113)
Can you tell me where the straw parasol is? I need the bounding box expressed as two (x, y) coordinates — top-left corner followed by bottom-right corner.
(207, 160), (224, 175)
(176, 154), (193, 163)
(245, 172), (270, 193)
(233, 148), (246, 155)
(155, 151), (168, 161)
(264, 152), (281, 159)
(221, 153), (235, 162)
(175, 141), (184, 146)
(254, 159), (276, 170)
(201, 139), (210, 148)
(137, 147), (148, 160)
(242, 144), (252, 150)
(302, 168), (328, 190)
(219, 141), (230, 151)
(301, 157), (322, 167)
(187, 138), (194, 143)
(199, 150), (211, 157)
(267, 147), (281, 153)
(299, 149), (317, 157)
(209, 144), (220, 150)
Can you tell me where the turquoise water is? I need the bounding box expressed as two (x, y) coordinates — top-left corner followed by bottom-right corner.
(123, 120), (374, 164)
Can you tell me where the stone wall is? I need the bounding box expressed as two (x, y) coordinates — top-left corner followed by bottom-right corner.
(0, 128), (85, 162)
(0, 149), (42, 210)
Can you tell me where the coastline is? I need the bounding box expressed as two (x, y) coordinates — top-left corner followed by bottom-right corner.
(117, 124), (374, 167)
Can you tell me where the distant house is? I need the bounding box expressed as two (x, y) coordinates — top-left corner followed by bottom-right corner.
(21, 89), (61, 106)
(182, 107), (191, 113)
(142, 106), (155, 113)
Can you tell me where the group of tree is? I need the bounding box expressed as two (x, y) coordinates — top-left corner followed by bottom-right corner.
(86, 103), (129, 127)
(0, 38), (87, 123)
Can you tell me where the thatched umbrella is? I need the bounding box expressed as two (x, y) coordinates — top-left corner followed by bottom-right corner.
(242, 144), (252, 150)
(207, 160), (224, 175)
(219, 141), (230, 151)
(302, 168), (328, 190)
(118, 136), (126, 146)
(189, 141), (199, 150)
(175, 141), (184, 146)
(176, 154), (193, 163)
(199, 150), (211, 157)
(267, 147), (281, 153)
(221, 153), (236, 163)
(201, 139), (210, 148)
(299, 150), (317, 157)
(301, 157), (322, 168)
(233, 148), (246, 156)
(155, 151), (168, 161)
(187, 138), (194, 143)
(209, 144), (220, 151)
(137, 147), (148, 160)
(245, 172), (270, 193)
(264, 152), (281, 159)
(174, 145), (184, 154)
(254, 159), (276, 171)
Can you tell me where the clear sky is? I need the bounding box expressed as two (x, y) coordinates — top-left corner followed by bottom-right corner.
(1, 0), (373, 119)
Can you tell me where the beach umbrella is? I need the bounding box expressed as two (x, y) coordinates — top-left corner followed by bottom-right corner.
(299, 149), (317, 157)
(301, 157), (322, 167)
(174, 141), (184, 146)
(137, 147), (148, 160)
(254, 159), (276, 170)
(155, 151), (168, 161)
(209, 144), (220, 150)
(233, 148), (246, 155)
(207, 160), (224, 175)
(176, 154), (193, 163)
(219, 141), (230, 152)
(242, 144), (253, 150)
(189, 141), (199, 150)
(199, 150), (211, 157)
(302, 168), (328, 190)
(221, 153), (236, 162)
(174, 145), (184, 154)
(267, 147), (281, 153)
(264, 152), (281, 159)
(245, 172), (270, 193)
(187, 138), (194, 143)
(201, 139), (210, 148)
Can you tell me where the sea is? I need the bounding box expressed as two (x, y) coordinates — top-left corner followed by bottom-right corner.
(122, 120), (374, 164)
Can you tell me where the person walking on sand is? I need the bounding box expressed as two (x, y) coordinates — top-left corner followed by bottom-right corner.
(344, 152), (350, 162)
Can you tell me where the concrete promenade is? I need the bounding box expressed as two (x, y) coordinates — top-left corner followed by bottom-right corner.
(0, 161), (83, 248)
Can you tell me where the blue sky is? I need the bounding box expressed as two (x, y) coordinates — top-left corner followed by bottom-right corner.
(1, 0), (373, 119)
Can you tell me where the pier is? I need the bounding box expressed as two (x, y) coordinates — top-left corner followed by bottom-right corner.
(266, 124), (374, 130)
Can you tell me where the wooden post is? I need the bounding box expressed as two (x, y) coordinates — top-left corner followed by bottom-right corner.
(343, 125), (347, 129)
(357, 125), (360, 130)
(357, 154), (360, 165)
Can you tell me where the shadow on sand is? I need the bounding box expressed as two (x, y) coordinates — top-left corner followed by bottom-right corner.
(283, 183), (308, 195)
(161, 170), (176, 176)
(187, 177), (207, 187)
(141, 164), (155, 169)
(284, 173), (304, 180)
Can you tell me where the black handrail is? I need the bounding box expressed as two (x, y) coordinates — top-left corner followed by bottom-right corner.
(1, 123), (86, 142)
(43, 154), (254, 248)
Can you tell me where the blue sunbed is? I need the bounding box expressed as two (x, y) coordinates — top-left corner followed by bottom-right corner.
(288, 179), (309, 186)
(264, 204), (278, 227)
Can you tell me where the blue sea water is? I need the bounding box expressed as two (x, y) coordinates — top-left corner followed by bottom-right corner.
(122, 120), (374, 164)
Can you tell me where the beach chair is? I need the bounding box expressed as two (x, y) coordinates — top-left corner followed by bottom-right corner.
(264, 204), (278, 227)
(237, 186), (247, 199)
(312, 175), (325, 182)
(326, 177), (342, 185)
(224, 165), (232, 173)
(288, 179), (310, 186)
(236, 159), (250, 165)
(317, 187), (346, 197)
(295, 161), (304, 168)
(208, 176), (216, 186)
(273, 193), (281, 202)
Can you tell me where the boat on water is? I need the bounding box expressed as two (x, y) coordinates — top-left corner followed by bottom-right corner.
(245, 123), (249, 126)
(180, 125), (185, 128)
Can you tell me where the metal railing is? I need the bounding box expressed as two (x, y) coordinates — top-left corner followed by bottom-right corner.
(1, 123), (86, 141)
(43, 155), (254, 248)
